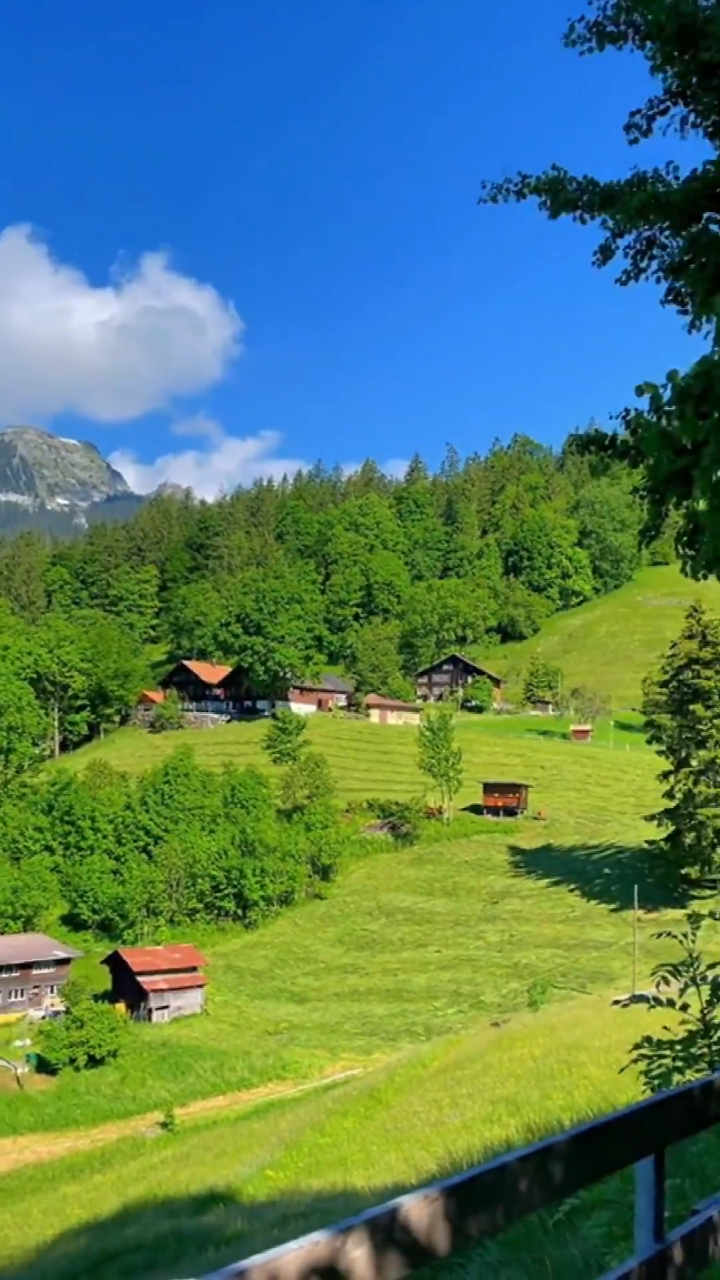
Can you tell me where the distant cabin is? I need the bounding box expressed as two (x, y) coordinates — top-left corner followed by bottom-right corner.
(570, 724), (593, 744)
(0, 932), (82, 1015)
(481, 781), (531, 818)
(160, 660), (232, 712)
(415, 653), (504, 704)
(529, 698), (555, 716)
(102, 944), (207, 1023)
(365, 694), (421, 726)
(218, 668), (354, 716)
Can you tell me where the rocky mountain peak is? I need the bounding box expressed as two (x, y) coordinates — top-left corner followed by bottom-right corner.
(0, 425), (131, 509)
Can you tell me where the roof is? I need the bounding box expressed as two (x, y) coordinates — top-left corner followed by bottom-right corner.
(293, 673), (354, 693)
(0, 932), (82, 966)
(168, 660), (232, 686)
(105, 944), (207, 975)
(481, 780), (532, 788)
(138, 689), (165, 705)
(139, 973), (208, 993)
(415, 652), (504, 683)
(365, 693), (420, 712)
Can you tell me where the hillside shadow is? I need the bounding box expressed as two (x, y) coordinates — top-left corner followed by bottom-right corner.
(0, 1163), (632, 1280)
(507, 841), (687, 913)
(613, 717), (645, 736)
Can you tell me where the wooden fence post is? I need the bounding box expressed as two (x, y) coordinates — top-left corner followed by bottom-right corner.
(634, 1151), (665, 1257)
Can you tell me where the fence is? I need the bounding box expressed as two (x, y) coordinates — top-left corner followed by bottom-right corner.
(200, 1071), (720, 1280)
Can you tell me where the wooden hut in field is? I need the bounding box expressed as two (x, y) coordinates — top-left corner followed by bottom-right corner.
(569, 724), (593, 744)
(480, 781), (531, 818)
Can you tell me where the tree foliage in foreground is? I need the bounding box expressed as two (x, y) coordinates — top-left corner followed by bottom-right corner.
(481, 0), (720, 579)
(626, 911), (720, 1095)
(642, 602), (720, 880)
(263, 707), (308, 765)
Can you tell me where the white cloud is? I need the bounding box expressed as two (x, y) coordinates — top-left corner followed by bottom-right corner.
(110, 417), (410, 500)
(109, 417), (307, 500)
(0, 225), (241, 422)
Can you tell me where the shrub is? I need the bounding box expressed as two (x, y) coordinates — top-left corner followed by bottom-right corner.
(38, 985), (125, 1073)
(461, 676), (494, 714)
(366, 798), (424, 845)
(263, 707), (308, 765)
(150, 691), (184, 734)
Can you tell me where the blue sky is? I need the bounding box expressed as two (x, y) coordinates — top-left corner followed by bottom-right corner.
(0, 0), (705, 495)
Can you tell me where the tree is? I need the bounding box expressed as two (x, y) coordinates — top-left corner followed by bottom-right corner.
(522, 655), (562, 706)
(279, 750), (336, 814)
(346, 620), (413, 700)
(417, 705), (463, 824)
(642, 602), (720, 880)
(150, 690), (185, 734)
(566, 685), (610, 724)
(38, 983), (125, 1073)
(30, 613), (91, 756)
(263, 707), (308, 765)
(626, 911), (720, 1094)
(0, 676), (49, 784)
(480, 0), (720, 579)
(461, 676), (494, 714)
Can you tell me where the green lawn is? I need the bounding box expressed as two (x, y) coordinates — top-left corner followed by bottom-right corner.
(1, 716), (671, 1140)
(477, 564), (720, 709)
(3, 997), (720, 1280)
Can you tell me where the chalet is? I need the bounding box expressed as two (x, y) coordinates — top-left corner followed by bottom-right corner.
(102, 944), (207, 1023)
(365, 693), (421, 726)
(160, 660), (232, 712)
(415, 653), (504, 704)
(0, 933), (82, 1015)
(219, 668), (354, 716)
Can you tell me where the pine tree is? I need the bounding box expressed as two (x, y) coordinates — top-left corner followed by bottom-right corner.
(642, 602), (720, 881)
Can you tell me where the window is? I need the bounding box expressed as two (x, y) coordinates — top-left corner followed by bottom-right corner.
(8, 989), (26, 1002)
(45, 984), (57, 997)
(0, 965), (19, 977)
(32, 961), (56, 974)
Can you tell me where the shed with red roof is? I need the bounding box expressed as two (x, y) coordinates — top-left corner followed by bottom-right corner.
(101, 943), (208, 1023)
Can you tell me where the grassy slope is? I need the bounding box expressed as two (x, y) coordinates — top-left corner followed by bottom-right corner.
(478, 565), (720, 709)
(4, 998), (720, 1280)
(1, 721), (670, 1140)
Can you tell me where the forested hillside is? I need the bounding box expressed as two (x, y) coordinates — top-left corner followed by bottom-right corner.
(0, 431), (673, 756)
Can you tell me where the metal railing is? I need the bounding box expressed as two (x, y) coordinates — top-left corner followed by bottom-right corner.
(200, 1072), (720, 1279)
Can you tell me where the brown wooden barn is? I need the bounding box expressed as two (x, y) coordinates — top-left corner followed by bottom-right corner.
(415, 653), (504, 704)
(481, 781), (531, 818)
(218, 667), (353, 715)
(365, 693), (421, 725)
(160, 660), (232, 711)
(102, 944), (207, 1023)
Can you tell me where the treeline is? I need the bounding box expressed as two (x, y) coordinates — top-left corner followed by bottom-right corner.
(0, 434), (675, 754)
(0, 747), (349, 939)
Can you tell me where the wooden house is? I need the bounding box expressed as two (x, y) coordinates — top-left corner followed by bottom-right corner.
(0, 933), (82, 1015)
(480, 781), (531, 818)
(102, 944), (207, 1023)
(365, 693), (421, 726)
(570, 724), (593, 744)
(219, 668), (354, 716)
(415, 653), (504, 704)
(160, 660), (232, 712)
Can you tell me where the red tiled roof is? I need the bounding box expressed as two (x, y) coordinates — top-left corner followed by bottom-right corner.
(181, 660), (232, 685)
(139, 973), (208, 993)
(113, 944), (207, 975)
(138, 689), (165, 705)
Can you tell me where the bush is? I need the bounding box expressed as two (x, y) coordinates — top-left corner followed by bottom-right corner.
(38, 985), (125, 1073)
(263, 707), (308, 765)
(461, 676), (494, 714)
(366, 797), (424, 845)
(150, 691), (184, 734)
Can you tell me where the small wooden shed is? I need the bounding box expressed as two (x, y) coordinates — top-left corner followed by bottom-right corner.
(481, 781), (531, 818)
(102, 944), (207, 1023)
(570, 724), (593, 744)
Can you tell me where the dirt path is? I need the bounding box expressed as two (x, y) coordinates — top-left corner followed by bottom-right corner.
(0, 1066), (364, 1177)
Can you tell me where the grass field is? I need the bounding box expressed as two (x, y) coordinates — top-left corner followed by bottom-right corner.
(5, 566), (720, 1279)
(478, 564), (720, 709)
(3, 997), (720, 1280)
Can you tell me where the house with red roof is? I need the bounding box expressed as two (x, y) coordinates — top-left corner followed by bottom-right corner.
(160, 659), (233, 712)
(101, 944), (208, 1023)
